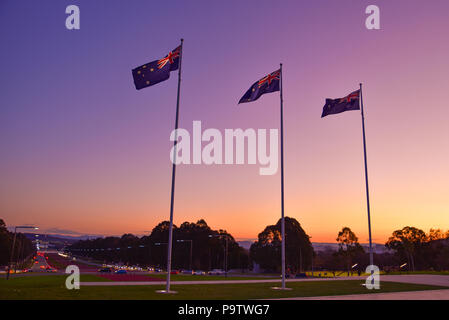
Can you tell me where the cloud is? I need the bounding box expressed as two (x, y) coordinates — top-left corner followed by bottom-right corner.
(42, 228), (106, 239)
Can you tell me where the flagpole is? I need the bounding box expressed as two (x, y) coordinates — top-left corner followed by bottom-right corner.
(280, 63), (286, 289)
(163, 38), (183, 294)
(359, 83), (374, 269)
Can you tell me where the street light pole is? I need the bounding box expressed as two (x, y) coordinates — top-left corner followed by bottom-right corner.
(6, 225), (38, 280)
(154, 242), (168, 270)
(177, 239), (193, 271)
(209, 234), (230, 277)
(16, 238), (23, 272)
(7, 228), (17, 280)
(225, 237), (228, 278)
(311, 250), (314, 277)
(189, 241), (192, 271)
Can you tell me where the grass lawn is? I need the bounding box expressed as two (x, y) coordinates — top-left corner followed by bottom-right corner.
(0, 275), (446, 300)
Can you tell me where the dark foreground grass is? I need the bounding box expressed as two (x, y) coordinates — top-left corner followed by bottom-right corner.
(0, 275), (445, 300)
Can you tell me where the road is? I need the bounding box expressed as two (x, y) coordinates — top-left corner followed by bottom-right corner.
(30, 252), (51, 272)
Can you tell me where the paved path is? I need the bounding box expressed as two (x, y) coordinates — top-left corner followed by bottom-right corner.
(376, 275), (449, 287)
(80, 277), (363, 286)
(80, 274), (449, 293)
(274, 275), (449, 300)
(280, 289), (449, 300)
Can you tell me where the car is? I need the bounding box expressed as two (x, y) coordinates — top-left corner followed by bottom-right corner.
(193, 270), (206, 275)
(154, 268), (163, 273)
(208, 269), (225, 275)
(295, 273), (307, 278)
(181, 270), (193, 275)
(98, 267), (113, 273)
(115, 269), (127, 274)
(170, 270), (179, 275)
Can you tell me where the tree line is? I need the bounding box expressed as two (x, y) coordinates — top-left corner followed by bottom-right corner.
(385, 226), (449, 271)
(67, 217), (449, 273)
(311, 226), (449, 274)
(0, 219), (36, 269)
(67, 219), (249, 271)
(250, 218), (449, 273)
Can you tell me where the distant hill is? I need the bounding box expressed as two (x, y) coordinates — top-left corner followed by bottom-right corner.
(236, 241), (253, 250)
(23, 233), (105, 250)
(24, 233), (104, 242)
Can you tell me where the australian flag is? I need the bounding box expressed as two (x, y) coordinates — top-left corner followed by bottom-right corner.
(321, 89), (360, 117)
(132, 45), (181, 90)
(238, 69), (281, 104)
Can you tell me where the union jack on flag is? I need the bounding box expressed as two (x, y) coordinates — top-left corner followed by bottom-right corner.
(258, 70), (281, 88)
(239, 69), (281, 104)
(132, 45), (182, 90)
(321, 89), (360, 118)
(157, 46), (181, 69)
(339, 90), (359, 104)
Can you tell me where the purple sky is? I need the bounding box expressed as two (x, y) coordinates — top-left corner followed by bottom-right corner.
(1, 0), (448, 242)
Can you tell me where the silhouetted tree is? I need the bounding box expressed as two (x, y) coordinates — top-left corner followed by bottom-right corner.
(0, 219), (12, 265)
(336, 227), (365, 275)
(0, 219), (36, 268)
(427, 228), (446, 241)
(250, 217), (313, 273)
(385, 226), (427, 271)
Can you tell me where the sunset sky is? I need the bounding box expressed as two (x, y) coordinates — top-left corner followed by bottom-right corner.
(1, 0), (448, 243)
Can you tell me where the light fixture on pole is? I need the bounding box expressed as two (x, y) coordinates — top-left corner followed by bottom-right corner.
(6, 225), (38, 280)
(209, 234), (230, 278)
(176, 239), (193, 271)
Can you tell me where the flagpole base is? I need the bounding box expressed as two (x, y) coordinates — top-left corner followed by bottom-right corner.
(156, 290), (178, 294)
(271, 286), (292, 291)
